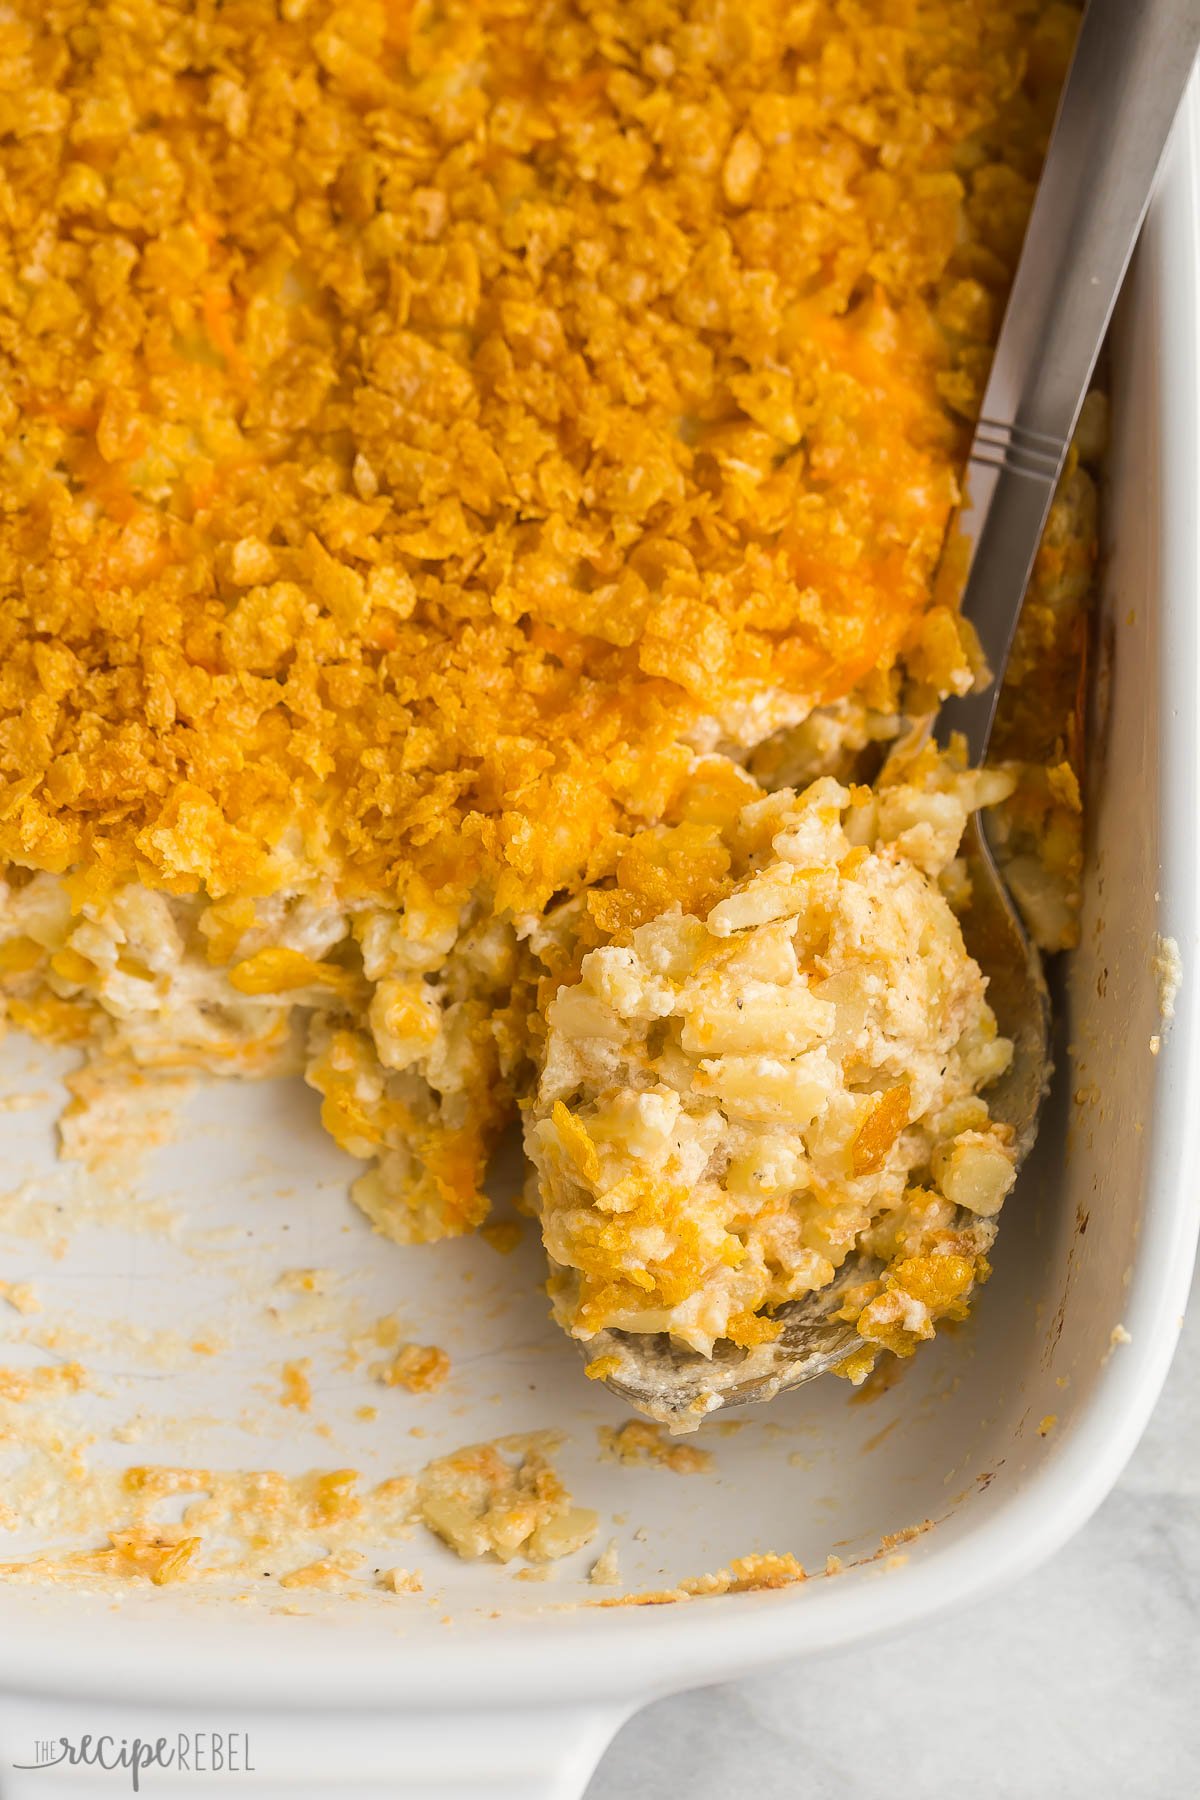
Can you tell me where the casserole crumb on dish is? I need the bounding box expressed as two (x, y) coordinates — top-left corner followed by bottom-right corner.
(0, 1), (1094, 1397)
(0, 1427), (600, 1582)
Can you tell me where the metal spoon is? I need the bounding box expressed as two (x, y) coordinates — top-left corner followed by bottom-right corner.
(583, 0), (1200, 1428)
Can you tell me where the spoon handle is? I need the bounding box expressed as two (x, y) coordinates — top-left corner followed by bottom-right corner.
(937, 0), (1200, 765)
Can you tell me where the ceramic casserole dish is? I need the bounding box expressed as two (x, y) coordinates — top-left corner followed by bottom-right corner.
(0, 70), (1197, 1800)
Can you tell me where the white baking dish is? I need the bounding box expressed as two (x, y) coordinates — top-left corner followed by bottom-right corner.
(0, 81), (1197, 1800)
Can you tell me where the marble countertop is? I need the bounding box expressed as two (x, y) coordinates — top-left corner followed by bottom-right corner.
(587, 1278), (1200, 1800)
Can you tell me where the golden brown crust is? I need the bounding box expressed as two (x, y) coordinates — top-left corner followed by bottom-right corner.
(0, 0), (1070, 912)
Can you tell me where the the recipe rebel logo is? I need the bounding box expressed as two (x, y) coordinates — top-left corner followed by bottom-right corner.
(13, 1731), (255, 1789)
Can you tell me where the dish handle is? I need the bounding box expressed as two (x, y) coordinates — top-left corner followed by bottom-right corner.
(0, 1696), (632, 1797)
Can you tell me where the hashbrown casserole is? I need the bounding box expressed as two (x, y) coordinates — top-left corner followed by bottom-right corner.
(0, 0), (1098, 1392)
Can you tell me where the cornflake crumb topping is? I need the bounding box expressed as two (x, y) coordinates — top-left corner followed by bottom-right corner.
(373, 1342), (451, 1394)
(591, 1550), (805, 1607)
(0, 0), (1069, 910)
(598, 1419), (714, 1474)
